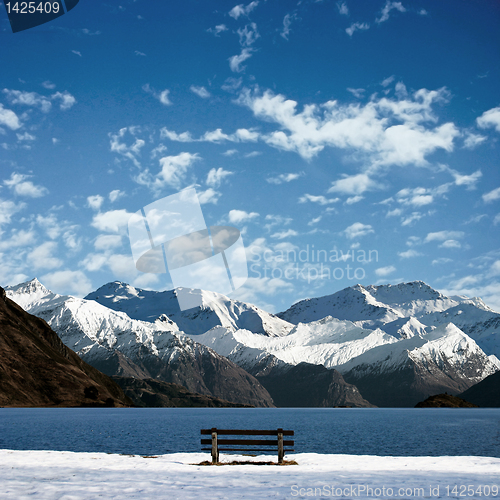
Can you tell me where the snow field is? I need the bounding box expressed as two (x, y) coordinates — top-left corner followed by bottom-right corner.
(0, 450), (498, 500)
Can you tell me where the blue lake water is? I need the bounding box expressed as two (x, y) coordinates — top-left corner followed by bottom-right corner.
(0, 408), (499, 457)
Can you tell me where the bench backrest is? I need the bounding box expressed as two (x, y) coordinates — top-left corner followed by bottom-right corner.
(201, 428), (294, 464)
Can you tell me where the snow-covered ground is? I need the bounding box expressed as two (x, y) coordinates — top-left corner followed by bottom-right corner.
(1, 450), (498, 499)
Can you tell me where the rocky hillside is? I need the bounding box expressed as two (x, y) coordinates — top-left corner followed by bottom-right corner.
(0, 286), (132, 408)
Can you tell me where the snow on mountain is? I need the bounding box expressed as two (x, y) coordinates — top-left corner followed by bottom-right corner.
(278, 281), (500, 358)
(336, 323), (498, 380)
(189, 316), (397, 373)
(85, 281), (293, 337)
(420, 303), (500, 358)
(278, 282), (460, 327)
(381, 316), (430, 339)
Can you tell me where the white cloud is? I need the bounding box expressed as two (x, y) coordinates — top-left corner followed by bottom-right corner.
(386, 208), (402, 217)
(197, 188), (221, 205)
(190, 86), (211, 99)
(109, 127), (145, 167)
(94, 234), (123, 251)
(161, 127), (259, 145)
(375, 265), (396, 277)
(401, 212), (424, 226)
(160, 129), (194, 142)
(0, 229), (36, 251)
(337, 2), (349, 15)
(483, 187), (500, 203)
(207, 24), (228, 36)
(398, 249), (423, 258)
(16, 132), (35, 141)
(228, 209), (259, 224)
(347, 88), (365, 99)
(109, 189), (124, 203)
(91, 209), (134, 233)
(238, 23), (260, 47)
(229, 48), (253, 73)
(494, 214), (500, 225)
(153, 152), (200, 189)
(424, 230), (464, 243)
(395, 186), (446, 207)
(42, 81), (56, 90)
(376, 1), (406, 24)
(477, 106), (500, 133)
(28, 241), (63, 270)
(158, 90), (171, 105)
(432, 257), (452, 265)
(0, 104), (21, 130)
(206, 167), (233, 188)
(345, 195), (364, 204)
(267, 172), (303, 185)
(271, 229), (298, 239)
(308, 216), (322, 226)
(344, 222), (374, 239)
(238, 87), (459, 163)
(135, 51), (146, 57)
(346, 22), (369, 36)
(447, 168), (482, 189)
(51, 91), (76, 110)
(87, 194), (104, 210)
(229, 1), (258, 19)
(281, 13), (297, 40)
(381, 76), (395, 87)
(4, 173), (48, 198)
(328, 173), (382, 195)
(3, 89), (52, 112)
(439, 239), (461, 249)
(201, 129), (232, 142)
(72, 50), (82, 57)
(463, 132), (487, 149)
(40, 270), (92, 297)
(142, 84), (172, 105)
(264, 214), (292, 232)
(299, 194), (339, 205)
(3, 88), (75, 112)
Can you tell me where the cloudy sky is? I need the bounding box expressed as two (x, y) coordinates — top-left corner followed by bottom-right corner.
(0, 0), (499, 313)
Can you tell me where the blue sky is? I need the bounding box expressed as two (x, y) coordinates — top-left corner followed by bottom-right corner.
(0, 0), (499, 313)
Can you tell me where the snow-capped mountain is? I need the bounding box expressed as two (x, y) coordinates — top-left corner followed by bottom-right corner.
(278, 281), (500, 358)
(85, 282), (293, 337)
(5, 279), (274, 407)
(6, 278), (500, 407)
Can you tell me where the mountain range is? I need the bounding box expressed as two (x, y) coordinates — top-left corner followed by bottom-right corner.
(5, 278), (500, 407)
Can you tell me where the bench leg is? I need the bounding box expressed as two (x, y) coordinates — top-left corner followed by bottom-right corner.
(211, 429), (218, 464)
(277, 429), (284, 464)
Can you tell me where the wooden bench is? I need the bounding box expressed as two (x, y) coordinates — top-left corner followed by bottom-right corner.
(201, 428), (294, 464)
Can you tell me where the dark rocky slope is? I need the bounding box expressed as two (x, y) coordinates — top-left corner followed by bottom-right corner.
(459, 371), (500, 407)
(255, 362), (375, 407)
(0, 286), (132, 408)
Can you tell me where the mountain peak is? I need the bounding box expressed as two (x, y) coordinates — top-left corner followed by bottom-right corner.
(8, 277), (49, 294)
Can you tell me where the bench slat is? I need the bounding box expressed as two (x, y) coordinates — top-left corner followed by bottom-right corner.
(201, 429), (294, 436)
(201, 439), (294, 446)
(202, 448), (295, 453)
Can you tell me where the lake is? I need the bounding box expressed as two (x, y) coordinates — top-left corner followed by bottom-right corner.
(0, 408), (499, 457)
